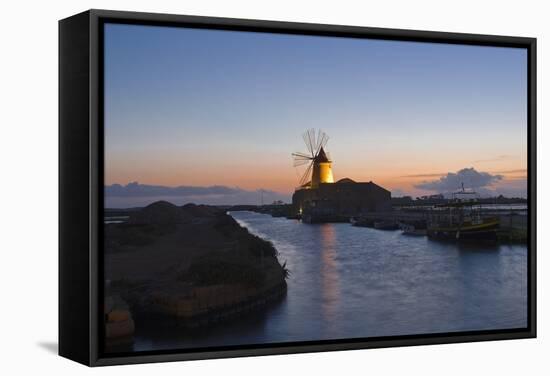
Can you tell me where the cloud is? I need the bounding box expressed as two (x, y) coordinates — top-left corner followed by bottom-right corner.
(414, 168), (503, 195)
(106, 182), (243, 197)
(401, 168), (526, 179)
(490, 178), (527, 198)
(105, 182), (290, 208)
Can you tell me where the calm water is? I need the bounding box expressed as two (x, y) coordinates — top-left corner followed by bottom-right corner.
(132, 211), (527, 352)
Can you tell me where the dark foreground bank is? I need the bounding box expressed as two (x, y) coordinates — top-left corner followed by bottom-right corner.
(103, 201), (288, 351)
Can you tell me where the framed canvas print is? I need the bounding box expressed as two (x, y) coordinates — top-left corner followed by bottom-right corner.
(59, 9), (536, 366)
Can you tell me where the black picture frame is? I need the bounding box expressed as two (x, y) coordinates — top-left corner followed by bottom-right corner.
(59, 9), (537, 367)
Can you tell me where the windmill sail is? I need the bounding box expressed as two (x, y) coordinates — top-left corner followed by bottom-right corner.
(292, 129), (333, 188)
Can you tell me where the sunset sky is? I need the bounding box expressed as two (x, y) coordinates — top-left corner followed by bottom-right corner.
(104, 23), (527, 206)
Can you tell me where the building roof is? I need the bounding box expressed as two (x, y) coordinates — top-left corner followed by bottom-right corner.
(315, 147), (330, 162)
(336, 178), (356, 184)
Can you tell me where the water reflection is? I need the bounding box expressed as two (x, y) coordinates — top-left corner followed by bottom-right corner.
(319, 224), (340, 321)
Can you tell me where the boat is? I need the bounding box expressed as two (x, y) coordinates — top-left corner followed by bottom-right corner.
(351, 217), (374, 227)
(373, 220), (398, 230)
(400, 220), (427, 236)
(351, 217), (375, 227)
(427, 186), (499, 242)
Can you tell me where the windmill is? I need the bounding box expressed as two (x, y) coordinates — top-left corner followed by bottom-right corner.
(292, 129), (334, 189)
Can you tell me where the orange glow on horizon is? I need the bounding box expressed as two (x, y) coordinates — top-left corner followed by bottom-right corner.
(106, 164), (527, 197)
(105, 147), (527, 197)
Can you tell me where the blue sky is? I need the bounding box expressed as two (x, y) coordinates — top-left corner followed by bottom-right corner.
(104, 23), (527, 206)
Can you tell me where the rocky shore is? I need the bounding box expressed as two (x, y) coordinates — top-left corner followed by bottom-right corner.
(103, 201), (288, 344)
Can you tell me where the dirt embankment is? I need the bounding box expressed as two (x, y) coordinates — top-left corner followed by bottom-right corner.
(104, 201), (288, 338)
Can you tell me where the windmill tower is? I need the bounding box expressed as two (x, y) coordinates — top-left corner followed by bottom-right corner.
(292, 129), (334, 189)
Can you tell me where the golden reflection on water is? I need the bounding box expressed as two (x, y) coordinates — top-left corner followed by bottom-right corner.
(319, 224), (340, 320)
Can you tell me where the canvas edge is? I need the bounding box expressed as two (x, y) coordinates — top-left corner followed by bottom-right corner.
(58, 10), (93, 366)
(58, 8), (537, 367)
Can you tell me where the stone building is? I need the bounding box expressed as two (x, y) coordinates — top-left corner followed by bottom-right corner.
(291, 130), (391, 222)
(292, 178), (391, 222)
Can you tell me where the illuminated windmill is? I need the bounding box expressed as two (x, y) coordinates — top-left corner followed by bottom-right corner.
(292, 129), (334, 189)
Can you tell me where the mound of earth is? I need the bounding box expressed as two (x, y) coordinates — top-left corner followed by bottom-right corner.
(105, 201), (288, 325)
(181, 203), (220, 218)
(128, 200), (191, 225)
